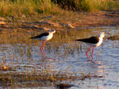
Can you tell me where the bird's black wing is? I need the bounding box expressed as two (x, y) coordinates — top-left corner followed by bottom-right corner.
(76, 36), (99, 44)
(31, 32), (49, 39)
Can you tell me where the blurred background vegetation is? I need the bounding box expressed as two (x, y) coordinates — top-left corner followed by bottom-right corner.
(0, 0), (119, 17)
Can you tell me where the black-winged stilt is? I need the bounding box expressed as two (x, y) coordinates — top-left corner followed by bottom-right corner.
(76, 32), (105, 61)
(31, 29), (56, 56)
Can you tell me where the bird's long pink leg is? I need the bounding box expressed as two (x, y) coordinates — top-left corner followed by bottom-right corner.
(40, 41), (46, 57)
(91, 47), (94, 61)
(85, 47), (91, 61)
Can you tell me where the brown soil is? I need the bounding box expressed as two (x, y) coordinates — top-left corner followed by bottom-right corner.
(74, 10), (119, 28)
(0, 11), (119, 30)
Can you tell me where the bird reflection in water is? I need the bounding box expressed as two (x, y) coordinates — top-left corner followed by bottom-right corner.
(56, 83), (75, 89)
(31, 29), (56, 57)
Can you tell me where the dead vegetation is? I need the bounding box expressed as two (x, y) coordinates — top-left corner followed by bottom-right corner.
(1, 11), (119, 31)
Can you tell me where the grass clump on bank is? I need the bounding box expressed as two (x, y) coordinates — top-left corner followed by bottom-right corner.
(80, 0), (114, 11)
(0, 0), (64, 17)
(53, 0), (119, 11)
(0, 0), (119, 17)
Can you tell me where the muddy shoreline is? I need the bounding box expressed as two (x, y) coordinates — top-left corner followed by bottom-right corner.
(0, 11), (119, 31)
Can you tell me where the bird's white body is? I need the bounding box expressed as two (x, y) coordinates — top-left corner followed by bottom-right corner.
(87, 32), (105, 47)
(31, 29), (56, 57)
(32, 29), (56, 41)
(76, 32), (105, 61)
(41, 32), (54, 41)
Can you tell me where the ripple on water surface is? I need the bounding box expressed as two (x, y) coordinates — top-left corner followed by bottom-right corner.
(0, 27), (119, 89)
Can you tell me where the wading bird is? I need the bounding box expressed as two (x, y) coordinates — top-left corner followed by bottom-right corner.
(76, 32), (105, 61)
(31, 29), (56, 56)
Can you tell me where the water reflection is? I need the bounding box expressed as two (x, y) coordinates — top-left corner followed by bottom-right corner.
(0, 27), (119, 89)
(79, 61), (106, 89)
(56, 83), (75, 89)
(0, 42), (106, 88)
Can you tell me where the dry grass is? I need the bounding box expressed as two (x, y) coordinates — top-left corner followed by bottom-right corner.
(0, 27), (99, 45)
(0, 70), (102, 86)
(0, 0), (70, 17)
(0, 0), (119, 17)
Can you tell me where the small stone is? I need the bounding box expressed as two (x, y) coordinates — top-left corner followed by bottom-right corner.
(0, 21), (6, 25)
(0, 65), (9, 71)
(39, 27), (49, 30)
(65, 23), (75, 28)
(34, 25), (40, 28)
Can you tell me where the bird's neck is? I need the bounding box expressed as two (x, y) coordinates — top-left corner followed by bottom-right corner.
(49, 32), (53, 38)
(99, 36), (103, 40)
(96, 37), (103, 47)
(49, 32), (53, 35)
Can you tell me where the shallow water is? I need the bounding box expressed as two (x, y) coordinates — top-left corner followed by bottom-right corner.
(0, 26), (119, 89)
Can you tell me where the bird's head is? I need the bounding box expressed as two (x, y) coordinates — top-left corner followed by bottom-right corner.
(49, 29), (56, 34)
(100, 32), (105, 39)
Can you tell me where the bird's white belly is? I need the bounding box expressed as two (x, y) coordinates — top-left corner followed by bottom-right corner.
(41, 34), (53, 41)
